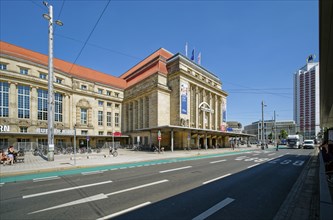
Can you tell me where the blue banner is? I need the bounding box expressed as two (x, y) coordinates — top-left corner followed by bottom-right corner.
(181, 82), (188, 114)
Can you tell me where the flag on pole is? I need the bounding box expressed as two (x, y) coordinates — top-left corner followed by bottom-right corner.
(185, 42), (188, 57)
(191, 48), (195, 61)
(197, 52), (201, 65)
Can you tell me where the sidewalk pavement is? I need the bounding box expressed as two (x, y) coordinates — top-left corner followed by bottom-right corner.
(0, 145), (260, 177)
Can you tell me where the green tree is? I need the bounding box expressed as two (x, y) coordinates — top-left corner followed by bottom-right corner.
(280, 129), (288, 139)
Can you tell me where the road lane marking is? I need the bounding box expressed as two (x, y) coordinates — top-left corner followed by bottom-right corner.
(252, 154), (259, 156)
(105, 179), (169, 196)
(210, 159), (226, 164)
(28, 180), (168, 214)
(268, 153), (276, 156)
(96, 202), (151, 220)
(247, 163), (260, 169)
(159, 166), (192, 173)
(29, 194), (108, 214)
(23, 180), (112, 199)
(203, 174), (231, 185)
(33, 176), (60, 182)
(192, 197), (235, 220)
(82, 170), (104, 175)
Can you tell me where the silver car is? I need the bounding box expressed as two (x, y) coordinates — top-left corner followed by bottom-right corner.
(303, 140), (315, 149)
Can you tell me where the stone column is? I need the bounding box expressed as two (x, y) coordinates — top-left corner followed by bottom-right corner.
(142, 97), (146, 128)
(9, 82), (17, 119)
(195, 86), (199, 128)
(31, 86), (38, 121)
(171, 129), (174, 152)
(220, 98), (223, 126)
(208, 92), (212, 130)
(76, 107), (80, 125)
(215, 95), (218, 130)
(205, 133), (208, 150)
(64, 94), (70, 128)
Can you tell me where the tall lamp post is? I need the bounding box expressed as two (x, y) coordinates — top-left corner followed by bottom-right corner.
(43, 1), (63, 161)
(261, 101), (267, 149)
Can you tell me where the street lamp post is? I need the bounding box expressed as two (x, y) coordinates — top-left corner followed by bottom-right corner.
(43, 1), (63, 161)
(274, 110), (277, 145)
(261, 101), (267, 150)
(73, 125), (76, 166)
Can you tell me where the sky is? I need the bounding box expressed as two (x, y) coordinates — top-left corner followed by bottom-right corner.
(0, 0), (319, 127)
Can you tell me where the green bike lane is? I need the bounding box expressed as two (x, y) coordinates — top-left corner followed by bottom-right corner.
(0, 148), (272, 184)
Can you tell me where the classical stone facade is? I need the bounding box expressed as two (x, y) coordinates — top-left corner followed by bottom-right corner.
(0, 41), (236, 151)
(0, 41), (124, 149)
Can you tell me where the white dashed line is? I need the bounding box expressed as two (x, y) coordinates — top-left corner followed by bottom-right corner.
(159, 166), (192, 173)
(33, 176), (60, 182)
(192, 197), (235, 220)
(96, 202), (151, 220)
(210, 159), (227, 164)
(203, 173), (231, 185)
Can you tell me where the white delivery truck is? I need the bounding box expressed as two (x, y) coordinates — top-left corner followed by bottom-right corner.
(287, 135), (303, 149)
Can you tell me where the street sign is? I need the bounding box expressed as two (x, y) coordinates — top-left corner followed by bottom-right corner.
(188, 133), (191, 140)
(158, 130), (161, 137)
(87, 136), (90, 141)
(158, 136), (162, 141)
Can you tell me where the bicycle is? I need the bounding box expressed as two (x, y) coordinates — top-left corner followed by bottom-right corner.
(184, 146), (191, 151)
(109, 147), (118, 157)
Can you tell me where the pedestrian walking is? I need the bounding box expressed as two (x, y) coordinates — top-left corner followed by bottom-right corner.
(276, 139), (280, 151)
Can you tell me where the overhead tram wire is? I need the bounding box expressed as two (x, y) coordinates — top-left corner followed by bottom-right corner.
(30, 0), (45, 12)
(54, 33), (141, 60)
(67, 0), (112, 75)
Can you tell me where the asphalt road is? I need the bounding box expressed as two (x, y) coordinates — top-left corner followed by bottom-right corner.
(0, 148), (312, 220)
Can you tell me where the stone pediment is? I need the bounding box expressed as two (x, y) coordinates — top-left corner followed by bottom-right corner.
(77, 99), (91, 108)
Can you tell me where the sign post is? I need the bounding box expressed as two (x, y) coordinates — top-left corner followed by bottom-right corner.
(158, 130), (161, 153)
(86, 136), (89, 154)
(73, 126), (76, 166)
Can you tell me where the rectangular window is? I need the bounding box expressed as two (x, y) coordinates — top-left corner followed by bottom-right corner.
(81, 109), (87, 124)
(20, 68), (28, 75)
(18, 85), (30, 118)
(115, 113), (119, 127)
(115, 104), (120, 109)
(98, 101), (104, 107)
(99, 131), (104, 135)
(107, 112), (112, 126)
(0, 63), (7, 70)
(39, 73), (47, 79)
(98, 89), (103, 94)
(0, 82), (9, 117)
(81, 130), (88, 135)
(106, 91), (111, 96)
(115, 92), (119, 97)
(38, 89), (48, 120)
(0, 138), (9, 149)
(55, 78), (62, 84)
(55, 93), (63, 122)
(81, 85), (87, 90)
(20, 127), (28, 133)
(98, 111), (103, 126)
(107, 102), (112, 107)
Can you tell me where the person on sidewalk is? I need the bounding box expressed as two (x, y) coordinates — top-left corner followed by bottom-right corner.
(276, 139), (280, 151)
(1, 149), (13, 165)
(7, 146), (17, 163)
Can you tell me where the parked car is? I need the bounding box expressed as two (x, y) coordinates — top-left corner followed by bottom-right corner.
(303, 140), (315, 149)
